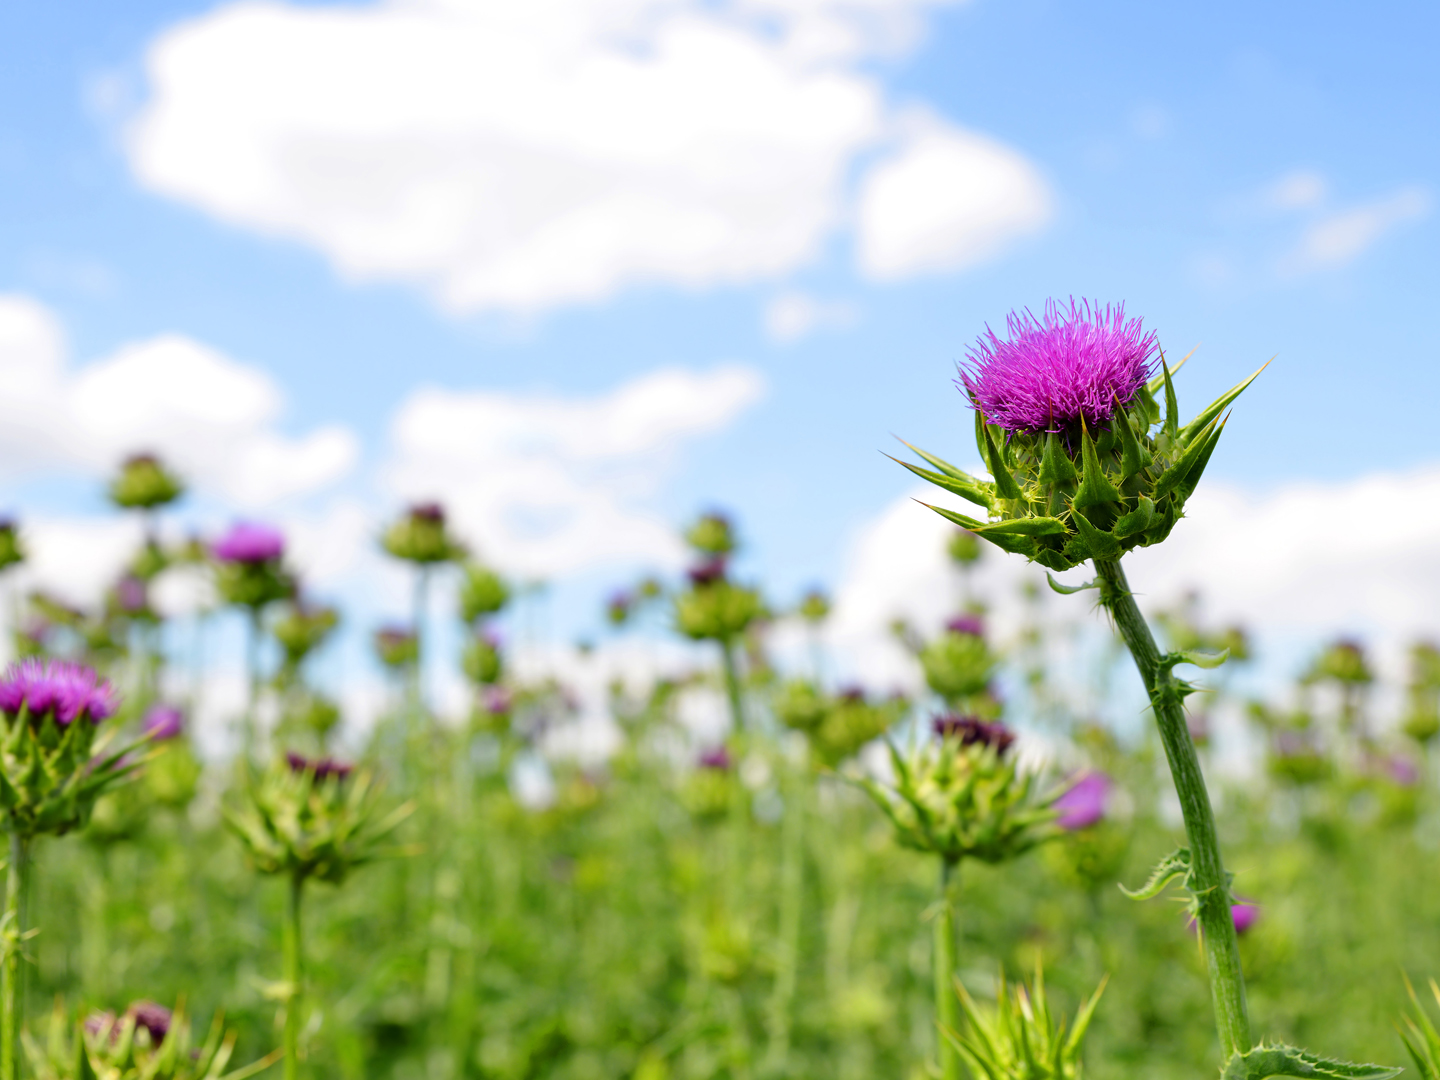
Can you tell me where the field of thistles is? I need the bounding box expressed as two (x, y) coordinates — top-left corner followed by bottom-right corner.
(1, 307), (1439, 1080)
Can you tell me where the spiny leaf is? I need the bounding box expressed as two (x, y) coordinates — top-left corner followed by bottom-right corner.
(1173, 411), (1229, 504)
(1039, 431), (1078, 486)
(1220, 1042), (1402, 1080)
(1115, 402), (1152, 479)
(1073, 423), (1121, 509)
(980, 419), (1024, 502)
(1112, 495), (1156, 537)
(1067, 505), (1122, 561)
(1161, 356), (1180, 439)
(1152, 414), (1222, 504)
(1179, 361), (1269, 446)
(1120, 847), (1192, 900)
(975, 517), (1069, 537)
(1046, 573), (1097, 595)
(1145, 345), (1196, 396)
(889, 454), (994, 510)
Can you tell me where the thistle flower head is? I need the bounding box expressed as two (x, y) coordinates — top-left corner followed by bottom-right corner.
(381, 501), (461, 564)
(687, 555), (728, 587)
(945, 614), (984, 637)
(697, 746), (732, 771)
(958, 298), (1157, 435)
(285, 751), (354, 782)
(212, 522), (284, 564)
(126, 1001), (172, 1043)
(0, 659), (117, 726)
(932, 714), (1015, 755)
(1053, 770), (1111, 830)
(143, 704), (185, 741)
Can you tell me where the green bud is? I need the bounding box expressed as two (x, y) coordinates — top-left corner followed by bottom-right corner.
(462, 633), (503, 686)
(108, 453), (185, 511)
(380, 503), (463, 565)
(458, 562), (510, 622)
(0, 521), (23, 574)
(683, 512), (736, 556)
(673, 580), (764, 642)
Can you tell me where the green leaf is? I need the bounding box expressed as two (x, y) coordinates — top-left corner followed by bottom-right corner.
(1220, 1042), (1402, 1080)
(1120, 847), (1191, 900)
(1168, 648), (1230, 670)
(1046, 573), (1097, 595)
(1172, 412), (1229, 504)
(1112, 496), (1156, 537)
(979, 420), (1024, 502)
(1179, 361), (1269, 446)
(1145, 346), (1195, 396)
(1152, 414), (1222, 504)
(920, 503), (1037, 558)
(889, 454), (994, 510)
(976, 517), (1069, 537)
(1073, 424), (1121, 509)
(1161, 357), (1180, 440)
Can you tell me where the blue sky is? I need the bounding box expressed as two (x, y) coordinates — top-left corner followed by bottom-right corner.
(0, 0), (1437, 708)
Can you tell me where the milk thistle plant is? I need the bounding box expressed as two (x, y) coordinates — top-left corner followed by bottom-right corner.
(899, 298), (1397, 1077)
(0, 659), (143, 1080)
(381, 503), (463, 708)
(213, 523), (292, 753)
(225, 754), (413, 1080)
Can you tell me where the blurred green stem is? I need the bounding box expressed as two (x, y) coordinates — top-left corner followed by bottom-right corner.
(283, 871), (305, 1080)
(720, 639), (745, 733)
(2, 833), (29, 1080)
(764, 752), (806, 1074)
(1095, 557), (1250, 1059)
(246, 605), (263, 758)
(412, 565), (430, 713)
(934, 857), (959, 1080)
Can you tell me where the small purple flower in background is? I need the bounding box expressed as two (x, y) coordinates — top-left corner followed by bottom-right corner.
(0, 659), (117, 725)
(958, 298), (1158, 434)
(83, 1010), (118, 1040)
(127, 1000), (172, 1042)
(285, 751), (354, 782)
(932, 714), (1016, 755)
(1387, 755), (1421, 786)
(697, 746), (732, 771)
(1054, 771), (1111, 830)
(1231, 901), (1260, 935)
(687, 556), (728, 587)
(212, 522), (285, 564)
(838, 685), (865, 703)
(482, 685), (513, 715)
(115, 575), (148, 614)
(143, 704), (185, 741)
(410, 501), (445, 523)
(945, 614), (985, 637)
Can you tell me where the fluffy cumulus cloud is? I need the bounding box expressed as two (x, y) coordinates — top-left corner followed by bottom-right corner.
(0, 295), (357, 507)
(127, 0), (1050, 313)
(383, 364), (766, 576)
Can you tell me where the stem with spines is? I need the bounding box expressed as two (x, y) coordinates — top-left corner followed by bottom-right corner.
(1095, 557), (1250, 1058)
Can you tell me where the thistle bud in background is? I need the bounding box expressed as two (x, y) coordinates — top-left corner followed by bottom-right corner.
(947, 529), (982, 567)
(0, 518), (25, 574)
(459, 561), (510, 622)
(897, 298), (1264, 571)
(108, 452), (185, 511)
(272, 600), (340, 671)
(857, 718), (1054, 865)
(797, 589), (830, 623)
(811, 688), (907, 768)
(773, 679), (828, 733)
(212, 523), (292, 610)
(373, 625), (419, 671)
(674, 563), (764, 643)
(142, 704), (201, 811)
(381, 502), (462, 565)
(684, 511), (736, 556)
(109, 574), (152, 619)
(920, 620), (997, 708)
(143, 704), (184, 741)
(681, 746), (737, 823)
(226, 755), (412, 884)
(606, 590), (633, 626)
(462, 630), (504, 686)
(0, 659), (140, 837)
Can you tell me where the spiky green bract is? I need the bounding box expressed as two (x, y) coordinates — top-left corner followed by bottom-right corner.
(856, 736), (1055, 865)
(0, 711), (144, 840)
(1400, 975), (1440, 1080)
(224, 759), (414, 885)
(673, 580), (764, 642)
(1219, 1042), (1400, 1080)
(945, 967), (1107, 1080)
(23, 1001), (278, 1080)
(897, 362), (1264, 570)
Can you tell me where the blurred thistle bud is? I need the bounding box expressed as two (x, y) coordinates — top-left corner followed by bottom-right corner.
(773, 679), (829, 733)
(605, 590), (633, 627)
(381, 502), (462, 565)
(947, 529), (982, 567)
(1052, 771), (1112, 830)
(272, 601), (340, 669)
(921, 623), (997, 706)
(372, 625), (418, 671)
(948, 966), (1107, 1080)
(1305, 638), (1373, 686)
(109, 574), (152, 620)
(811, 688), (907, 767)
(473, 684), (513, 734)
(682, 747), (736, 823)
(108, 453), (185, 511)
(26, 998), (276, 1080)
(932, 714), (1016, 754)
(636, 576), (663, 600)
(1267, 729), (1330, 786)
(1403, 641), (1440, 744)
(897, 299), (1263, 571)
(674, 569), (764, 643)
(142, 704), (185, 741)
(0, 518), (25, 573)
(212, 523), (291, 610)
(857, 719), (1053, 865)
(459, 562), (510, 622)
(226, 755), (413, 884)
(797, 589), (830, 624)
(684, 512), (736, 557)
(462, 630), (503, 686)
(0, 659), (140, 838)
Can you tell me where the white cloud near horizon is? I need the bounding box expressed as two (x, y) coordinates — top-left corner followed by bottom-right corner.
(1279, 185), (1431, 274)
(383, 364), (766, 577)
(0, 295), (358, 507)
(126, 0), (1051, 314)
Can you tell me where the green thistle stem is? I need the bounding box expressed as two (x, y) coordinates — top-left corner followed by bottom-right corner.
(720, 638), (749, 916)
(283, 871), (305, 1080)
(412, 565), (430, 713)
(934, 857), (960, 1080)
(246, 606), (263, 758)
(763, 753), (806, 1075)
(1095, 557), (1250, 1058)
(2, 833), (30, 1080)
(720, 639), (745, 733)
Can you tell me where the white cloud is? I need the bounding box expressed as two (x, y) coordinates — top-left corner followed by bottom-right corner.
(126, 0), (1045, 313)
(383, 364), (766, 576)
(763, 290), (857, 342)
(1280, 185), (1431, 273)
(0, 296), (358, 507)
(856, 113), (1051, 280)
(1265, 170), (1328, 211)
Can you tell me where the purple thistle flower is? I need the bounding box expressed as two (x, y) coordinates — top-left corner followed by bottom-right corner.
(932, 714), (1016, 755)
(143, 704), (185, 741)
(1053, 771), (1111, 830)
(697, 746), (732, 771)
(837, 685), (866, 703)
(0, 659), (117, 725)
(1232, 902), (1260, 935)
(115, 575), (148, 614)
(481, 685), (513, 715)
(1387, 755), (1421, 786)
(687, 556), (728, 586)
(958, 298), (1158, 434)
(212, 522), (285, 564)
(411, 501), (445, 523)
(945, 614), (985, 637)
(285, 751), (353, 781)
(83, 1010), (118, 1040)
(127, 1000), (172, 1042)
